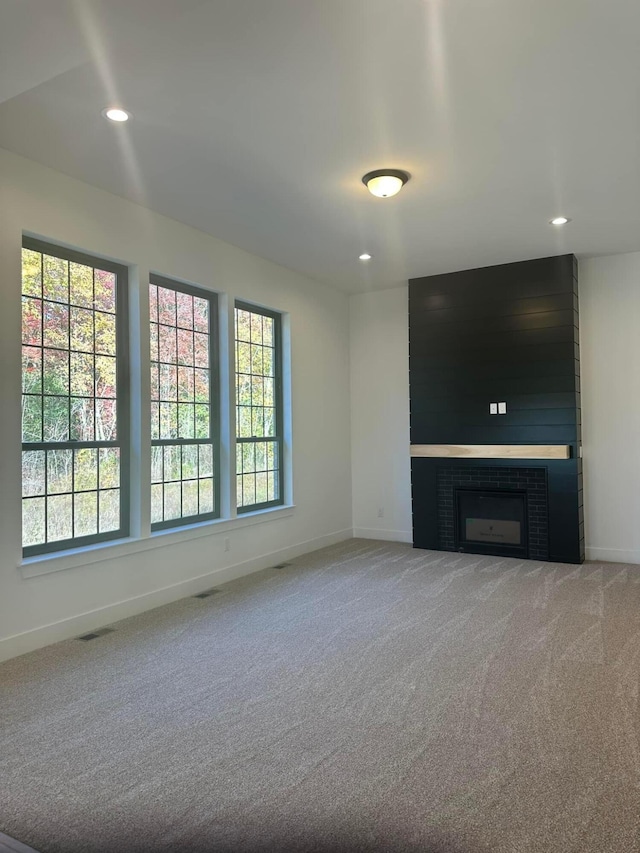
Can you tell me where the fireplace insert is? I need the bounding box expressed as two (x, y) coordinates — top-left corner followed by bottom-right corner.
(455, 489), (528, 558)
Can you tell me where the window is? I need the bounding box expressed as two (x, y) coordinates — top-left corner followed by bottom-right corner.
(235, 302), (283, 511)
(20, 237), (287, 560)
(149, 276), (219, 529)
(21, 239), (129, 555)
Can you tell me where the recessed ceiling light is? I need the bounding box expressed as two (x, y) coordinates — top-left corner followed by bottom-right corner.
(362, 169), (410, 198)
(102, 107), (130, 123)
(550, 216), (571, 226)
(359, 253), (373, 261)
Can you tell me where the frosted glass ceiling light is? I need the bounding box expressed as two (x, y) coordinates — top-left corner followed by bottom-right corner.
(102, 107), (130, 122)
(550, 216), (571, 226)
(362, 169), (410, 198)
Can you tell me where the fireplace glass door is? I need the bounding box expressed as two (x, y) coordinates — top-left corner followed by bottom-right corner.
(455, 489), (527, 558)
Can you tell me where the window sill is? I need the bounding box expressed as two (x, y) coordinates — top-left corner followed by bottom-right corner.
(20, 505), (295, 579)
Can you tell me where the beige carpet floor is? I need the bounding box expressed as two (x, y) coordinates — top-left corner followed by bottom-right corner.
(1, 540), (640, 853)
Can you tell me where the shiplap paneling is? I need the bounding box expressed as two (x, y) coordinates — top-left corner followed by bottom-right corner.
(409, 254), (583, 564)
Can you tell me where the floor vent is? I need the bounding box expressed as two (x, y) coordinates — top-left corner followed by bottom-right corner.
(193, 589), (220, 599)
(272, 563), (292, 570)
(77, 627), (115, 641)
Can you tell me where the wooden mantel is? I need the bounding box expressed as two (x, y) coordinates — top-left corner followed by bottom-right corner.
(410, 444), (571, 460)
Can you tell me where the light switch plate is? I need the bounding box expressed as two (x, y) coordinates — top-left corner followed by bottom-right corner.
(498, 402), (507, 414)
(489, 403), (498, 415)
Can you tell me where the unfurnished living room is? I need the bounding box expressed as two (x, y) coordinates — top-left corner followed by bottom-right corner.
(1, 1), (640, 851)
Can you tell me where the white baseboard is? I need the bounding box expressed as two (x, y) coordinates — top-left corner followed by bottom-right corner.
(585, 546), (640, 565)
(353, 527), (413, 544)
(0, 528), (353, 664)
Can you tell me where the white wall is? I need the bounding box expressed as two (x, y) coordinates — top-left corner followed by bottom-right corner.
(0, 147), (353, 662)
(579, 252), (640, 563)
(349, 288), (412, 542)
(349, 256), (640, 566)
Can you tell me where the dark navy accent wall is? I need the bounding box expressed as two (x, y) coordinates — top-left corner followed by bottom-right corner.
(409, 254), (584, 564)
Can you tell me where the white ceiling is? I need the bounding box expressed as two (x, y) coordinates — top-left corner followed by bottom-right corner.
(1, 0), (640, 293)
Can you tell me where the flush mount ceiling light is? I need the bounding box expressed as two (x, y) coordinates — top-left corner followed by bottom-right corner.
(102, 107), (130, 122)
(550, 216), (571, 226)
(362, 169), (410, 198)
(359, 253), (373, 261)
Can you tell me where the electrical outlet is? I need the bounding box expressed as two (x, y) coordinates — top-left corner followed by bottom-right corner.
(377, 507), (384, 518)
(224, 537), (230, 552)
(498, 402), (507, 414)
(489, 403), (498, 415)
